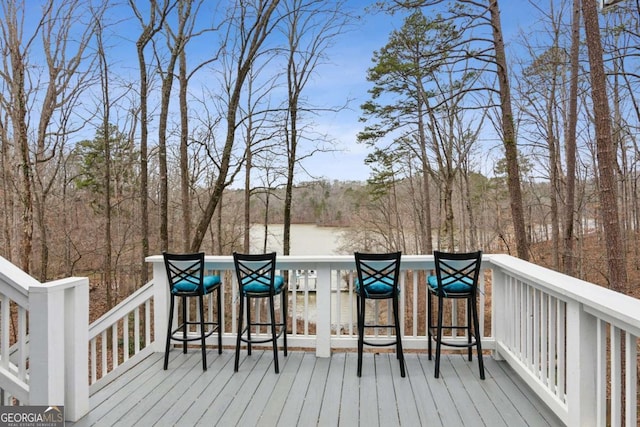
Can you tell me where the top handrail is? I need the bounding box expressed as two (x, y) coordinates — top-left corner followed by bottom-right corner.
(89, 279), (155, 340)
(0, 256), (38, 308)
(489, 253), (640, 335)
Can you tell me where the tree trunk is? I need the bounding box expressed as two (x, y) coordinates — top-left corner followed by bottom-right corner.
(10, 34), (33, 272)
(1, 121), (14, 261)
(563, 0), (580, 276)
(418, 109), (433, 254)
(463, 168), (478, 250)
(133, 2), (160, 283)
(158, 57), (176, 253)
(244, 144), (252, 253)
(97, 24), (113, 307)
(179, 46), (191, 252)
(190, 0), (281, 252)
(489, 0), (529, 260)
(582, 0), (627, 291)
(283, 110), (296, 256)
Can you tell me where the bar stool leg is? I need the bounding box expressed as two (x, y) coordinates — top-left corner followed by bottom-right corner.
(164, 295), (175, 370)
(234, 295), (244, 372)
(199, 294), (207, 370)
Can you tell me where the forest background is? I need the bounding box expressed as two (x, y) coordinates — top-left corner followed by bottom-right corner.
(0, 0), (638, 315)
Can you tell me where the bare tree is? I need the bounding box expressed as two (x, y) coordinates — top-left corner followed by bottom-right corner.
(0, 0), (37, 271)
(190, 0), (282, 251)
(599, 3), (640, 272)
(240, 64), (281, 253)
(280, 0), (350, 255)
(427, 60), (483, 251)
(563, 0), (580, 276)
(36, 1), (98, 279)
(0, 101), (13, 260)
(129, 0), (173, 282)
(94, 7), (114, 305)
(582, 0), (627, 291)
(486, 0), (530, 260)
(178, 34), (191, 252)
(155, 0), (204, 252)
(0, 0), (96, 276)
(515, 1), (570, 269)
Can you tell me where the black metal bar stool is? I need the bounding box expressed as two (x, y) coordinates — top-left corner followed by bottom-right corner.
(233, 252), (288, 373)
(354, 251), (405, 377)
(163, 252), (222, 370)
(427, 250), (484, 379)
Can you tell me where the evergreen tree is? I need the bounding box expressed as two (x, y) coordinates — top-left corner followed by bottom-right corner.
(75, 124), (138, 213)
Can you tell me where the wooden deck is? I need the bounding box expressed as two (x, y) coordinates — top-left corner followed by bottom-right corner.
(70, 349), (563, 426)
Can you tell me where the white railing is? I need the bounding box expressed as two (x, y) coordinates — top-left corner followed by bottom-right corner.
(0, 257), (32, 406)
(2, 252), (639, 426)
(490, 254), (640, 426)
(88, 280), (155, 393)
(146, 255), (492, 359)
(0, 256), (89, 422)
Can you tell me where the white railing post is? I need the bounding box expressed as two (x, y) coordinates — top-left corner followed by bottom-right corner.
(63, 278), (89, 421)
(565, 300), (597, 426)
(315, 263), (331, 357)
(29, 277), (89, 420)
(491, 266), (506, 361)
(29, 284), (65, 407)
(152, 260), (169, 353)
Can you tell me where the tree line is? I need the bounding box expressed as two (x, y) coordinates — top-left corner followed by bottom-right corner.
(357, 0), (638, 292)
(0, 0), (638, 308)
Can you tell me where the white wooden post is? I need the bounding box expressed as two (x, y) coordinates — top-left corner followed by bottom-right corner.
(29, 284), (65, 407)
(491, 267), (506, 361)
(63, 278), (89, 421)
(315, 263), (331, 357)
(565, 300), (597, 426)
(29, 277), (89, 421)
(152, 259), (169, 352)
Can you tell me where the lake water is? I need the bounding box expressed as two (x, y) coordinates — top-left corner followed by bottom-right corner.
(249, 224), (349, 255)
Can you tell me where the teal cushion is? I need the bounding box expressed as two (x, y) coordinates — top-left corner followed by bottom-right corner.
(172, 275), (221, 294)
(242, 275), (285, 294)
(356, 277), (397, 296)
(427, 275), (472, 294)
(204, 275), (221, 289)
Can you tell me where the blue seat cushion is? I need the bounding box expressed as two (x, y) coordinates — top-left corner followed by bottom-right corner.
(172, 275), (221, 294)
(242, 275), (285, 294)
(427, 275), (472, 294)
(356, 277), (397, 296)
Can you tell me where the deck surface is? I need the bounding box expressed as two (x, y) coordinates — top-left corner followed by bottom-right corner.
(70, 349), (563, 426)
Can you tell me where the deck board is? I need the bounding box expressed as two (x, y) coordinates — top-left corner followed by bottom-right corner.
(69, 350), (564, 427)
(359, 354), (379, 427)
(298, 355), (330, 424)
(417, 354), (464, 426)
(439, 354), (482, 426)
(256, 352), (303, 426)
(488, 356), (559, 426)
(448, 355), (508, 426)
(376, 355), (400, 426)
(275, 352), (316, 426)
(403, 355), (434, 425)
(317, 352), (344, 426)
(337, 353), (360, 426)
